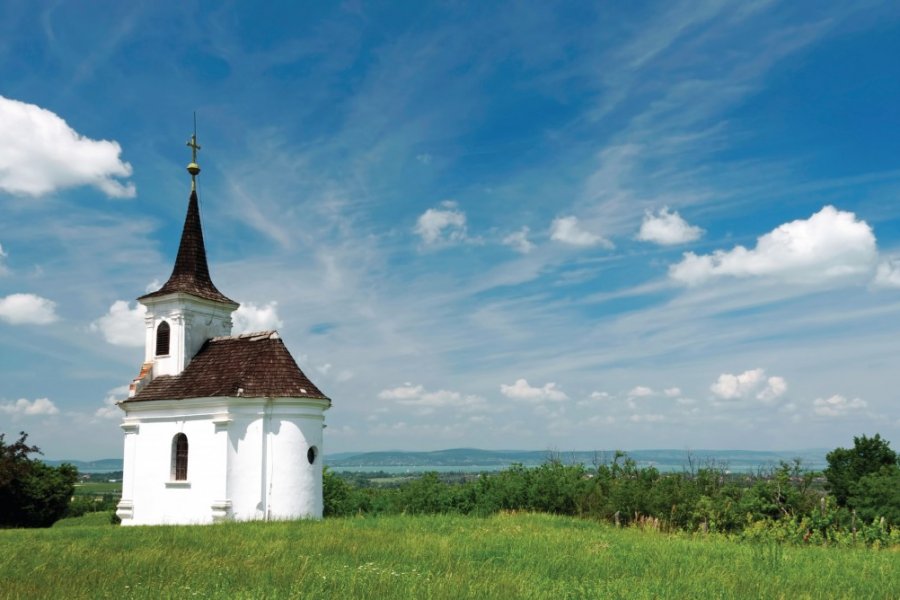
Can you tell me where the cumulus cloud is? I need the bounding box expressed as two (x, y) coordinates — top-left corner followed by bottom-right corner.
(629, 413), (665, 423)
(95, 385), (129, 419)
(378, 383), (487, 411)
(1, 397), (59, 416)
(664, 387), (682, 398)
(710, 369), (787, 404)
(500, 378), (568, 402)
(637, 207), (703, 245)
(414, 201), (467, 244)
(628, 386), (654, 397)
(0, 95), (135, 198)
(873, 257), (900, 289)
(0, 293), (58, 325)
(502, 226), (535, 254)
(378, 383), (424, 400)
(590, 391), (611, 400)
(233, 301), (283, 333)
(90, 300), (146, 346)
(550, 216), (612, 248)
(670, 206), (876, 285)
(813, 394), (867, 417)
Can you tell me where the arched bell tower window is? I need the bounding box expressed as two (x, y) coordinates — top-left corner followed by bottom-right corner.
(171, 433), (188, 481)
(156, 321), (171, 356)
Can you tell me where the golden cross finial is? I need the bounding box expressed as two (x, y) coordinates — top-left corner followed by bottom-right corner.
(186, 113), (201, 191)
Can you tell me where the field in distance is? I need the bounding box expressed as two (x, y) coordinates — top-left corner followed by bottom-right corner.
(2, 513), (897, 599)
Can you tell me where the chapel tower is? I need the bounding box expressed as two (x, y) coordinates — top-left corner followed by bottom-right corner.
(131, 132), (238, 387)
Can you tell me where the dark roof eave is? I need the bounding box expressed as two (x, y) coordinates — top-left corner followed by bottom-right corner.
(137, 288), (238, 306)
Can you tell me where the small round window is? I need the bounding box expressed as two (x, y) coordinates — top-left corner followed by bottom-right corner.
(307, 446), (318, 464)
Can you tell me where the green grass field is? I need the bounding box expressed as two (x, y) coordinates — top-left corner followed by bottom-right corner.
(2, 513), (898, 599)
(72, 481), (122, 496)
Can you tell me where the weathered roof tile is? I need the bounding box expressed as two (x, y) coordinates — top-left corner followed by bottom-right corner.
(126, 331), (328, 403)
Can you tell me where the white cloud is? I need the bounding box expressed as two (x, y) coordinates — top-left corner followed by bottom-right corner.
(90, 300), (145, 346)
(873, 257), (900, 289)
(233, 301), (283, 333)
(757, 376), (787, 404)
(0, 397), (59, 416)
(628, 385), (654, 397)
(502, 226), (535, 254)
(377, 383), (487, 411)
(629, 413), (665, 423)
(316, 363), (332, 375)
(637, 207), (703, 245)
(0, 95), (135, 198)
(550, 216), (612, 248)
(710, 369), (787, 404)
(664, 387), (682, 397)
(0, 293), (58, 325)
(95, 385), (129, 420)
(0, 242), (8, 276)
(500, 378), (568, 402)
(590, 391), (611, 400)
(414, 201), (467, 244)
(670, 206), (877, 285)
(378, 383), (424, 400)
(813, 394), (867, 417)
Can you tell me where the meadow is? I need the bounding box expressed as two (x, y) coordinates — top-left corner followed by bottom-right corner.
(2, 513), (898, 599)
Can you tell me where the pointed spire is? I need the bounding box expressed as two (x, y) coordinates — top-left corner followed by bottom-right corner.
(139, 124), (235, 305)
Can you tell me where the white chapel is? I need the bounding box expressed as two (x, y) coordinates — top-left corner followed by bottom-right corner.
(116, 132), (331, 525)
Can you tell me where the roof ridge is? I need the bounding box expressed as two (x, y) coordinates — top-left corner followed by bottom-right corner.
(210, 330), (279, 342)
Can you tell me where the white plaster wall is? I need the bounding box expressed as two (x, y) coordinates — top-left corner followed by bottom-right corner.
(118, 397), (328, 526)
(122, 417), (222, 525)
(269, 415), (324, 519)
(140, 294), (235, 377)
(227, 414), (265, 521)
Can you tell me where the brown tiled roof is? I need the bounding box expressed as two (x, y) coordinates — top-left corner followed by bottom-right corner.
(139, 190), (235, 305)
(126, 331), (329, 403)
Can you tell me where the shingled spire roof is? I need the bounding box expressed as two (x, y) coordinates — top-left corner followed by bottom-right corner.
(139, 190), (235, 305)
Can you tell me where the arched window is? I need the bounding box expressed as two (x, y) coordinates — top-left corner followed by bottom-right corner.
(156, 321), (171, 356)
(307, 446), (318, 465)
(172, 433), (188, 481)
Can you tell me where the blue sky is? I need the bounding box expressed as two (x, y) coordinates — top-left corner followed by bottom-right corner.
(1, 1), (900, 459)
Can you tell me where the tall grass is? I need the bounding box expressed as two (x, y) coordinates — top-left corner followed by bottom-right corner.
(2, 513), (897, 599)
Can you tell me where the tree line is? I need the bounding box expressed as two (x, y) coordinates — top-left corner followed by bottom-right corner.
(325, 434), (900, 546)
(2, 429), (899, 540)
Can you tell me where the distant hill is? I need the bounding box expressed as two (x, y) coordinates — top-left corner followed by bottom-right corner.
(46, 448), (829, 474)
(324, 448), (829, 472)
(43, 458), (123, 472)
